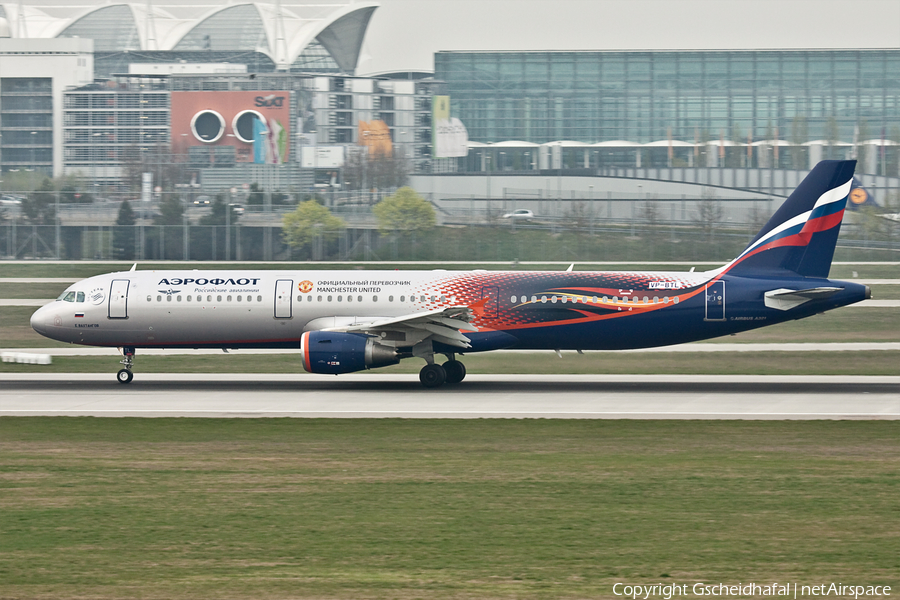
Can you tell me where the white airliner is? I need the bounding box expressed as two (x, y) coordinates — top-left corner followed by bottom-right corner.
(31, 161), (870, 387)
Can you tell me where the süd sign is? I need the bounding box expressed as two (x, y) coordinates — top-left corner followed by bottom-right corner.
(255, 95), (285, 108)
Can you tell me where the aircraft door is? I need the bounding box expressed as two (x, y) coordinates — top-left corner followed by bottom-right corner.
(274, 279), (293, 318)
(705, 281), (725, 321)
(108, 279), (130, 319)
(481, 286), (499, 318)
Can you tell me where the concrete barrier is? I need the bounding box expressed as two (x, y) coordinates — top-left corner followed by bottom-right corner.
(1, 352), (52, 365)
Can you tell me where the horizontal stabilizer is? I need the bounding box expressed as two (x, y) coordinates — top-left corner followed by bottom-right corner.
(764, 287), (843, 311)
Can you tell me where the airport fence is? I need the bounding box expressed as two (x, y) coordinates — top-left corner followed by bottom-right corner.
(1, 219), (898, 264)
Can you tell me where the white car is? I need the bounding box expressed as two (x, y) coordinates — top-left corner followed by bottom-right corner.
(0, 195), (23, 206)
(502, 209), (534, 219)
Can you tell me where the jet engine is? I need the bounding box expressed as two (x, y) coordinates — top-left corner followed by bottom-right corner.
(301, 331), (399, 375)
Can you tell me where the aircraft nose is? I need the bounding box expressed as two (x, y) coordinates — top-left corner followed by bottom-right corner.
(30, 304), (56, 336)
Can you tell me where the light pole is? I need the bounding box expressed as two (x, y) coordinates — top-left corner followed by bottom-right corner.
(633, 184), (641, 238)
(589, 184), (594, 236)
(485, 150), (492, 222)
(91, 132), (102, 194)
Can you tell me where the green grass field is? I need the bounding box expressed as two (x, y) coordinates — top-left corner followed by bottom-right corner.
(1, 419), (898, 599)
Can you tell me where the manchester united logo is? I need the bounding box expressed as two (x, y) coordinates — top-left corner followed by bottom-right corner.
(298, 280), (314, 293)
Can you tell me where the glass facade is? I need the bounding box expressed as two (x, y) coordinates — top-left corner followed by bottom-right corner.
(57, 5), (140, 52)
(63, 79), (170, 183)
(173, 5), (266, 52)
(435, 50), (900, 145)
(0, 78), (54, 175)
(290, 41), (340, 73)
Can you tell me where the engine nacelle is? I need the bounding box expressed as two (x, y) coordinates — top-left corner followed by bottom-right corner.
(301, 331), (399, 375)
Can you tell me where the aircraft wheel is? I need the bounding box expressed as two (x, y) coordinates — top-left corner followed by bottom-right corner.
(443, 360), (466, 384)
(117, 369), (134, 384)
(419, 363), (447, 388)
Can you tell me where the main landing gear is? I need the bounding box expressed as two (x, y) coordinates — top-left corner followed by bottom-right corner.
(418, 356), (467, 388)
(117, 346), (135, 384)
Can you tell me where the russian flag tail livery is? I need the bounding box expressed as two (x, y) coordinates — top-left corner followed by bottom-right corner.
(726, 160), (856, 278)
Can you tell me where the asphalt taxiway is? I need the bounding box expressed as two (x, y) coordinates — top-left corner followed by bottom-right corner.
(1, 374), (897, 419)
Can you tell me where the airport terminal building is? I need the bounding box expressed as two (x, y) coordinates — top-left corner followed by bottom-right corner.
(435, 49), (900, 145)
(1, 2), (899, 190)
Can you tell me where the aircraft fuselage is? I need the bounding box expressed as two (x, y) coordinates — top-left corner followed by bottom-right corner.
(31, 268), (869, 353)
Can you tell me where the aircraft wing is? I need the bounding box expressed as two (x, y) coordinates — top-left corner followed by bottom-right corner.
(321, 306), (478, 349)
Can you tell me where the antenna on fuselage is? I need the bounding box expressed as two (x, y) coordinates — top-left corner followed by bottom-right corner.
(566, 263), (574, 272)
(130, 263), (137, 272)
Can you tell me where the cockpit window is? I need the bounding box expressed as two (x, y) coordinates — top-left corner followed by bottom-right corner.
(76, 292), (85, 303)
(62, 292), (76, 302)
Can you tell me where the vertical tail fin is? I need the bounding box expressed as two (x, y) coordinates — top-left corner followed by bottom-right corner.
(726, 160), (856, 278)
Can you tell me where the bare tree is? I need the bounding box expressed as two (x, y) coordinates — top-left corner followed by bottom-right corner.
(122, 145), (191, 193)
(565, 201), (591, 230)
(695, 190), (724, 242)
(640, 198), (661, 229)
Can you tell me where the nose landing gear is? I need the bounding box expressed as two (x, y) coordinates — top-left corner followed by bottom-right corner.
(117, 346), (135, 384)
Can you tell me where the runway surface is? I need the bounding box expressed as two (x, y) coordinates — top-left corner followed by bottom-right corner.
(4, 342), (900, 356)
(1, 374), (897, 419)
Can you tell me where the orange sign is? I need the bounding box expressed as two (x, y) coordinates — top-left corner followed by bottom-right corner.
(358, 120), (392, 159)
(298, 280), (314, 293)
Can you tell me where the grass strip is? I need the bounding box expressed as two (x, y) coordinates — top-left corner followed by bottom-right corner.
(1, 350), (899, 376)
(1, 418), (898, 599)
